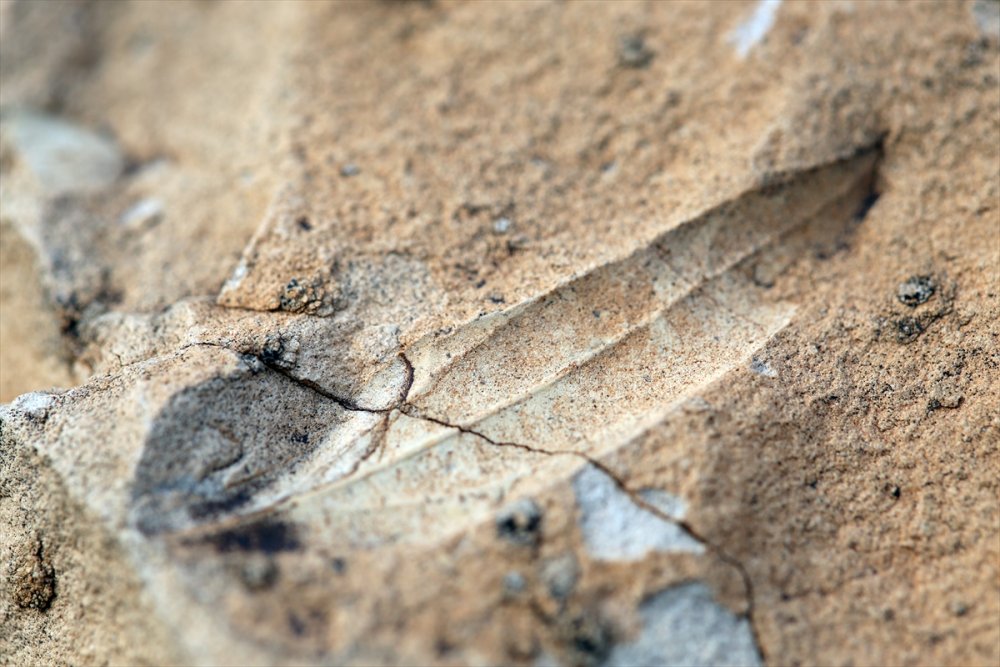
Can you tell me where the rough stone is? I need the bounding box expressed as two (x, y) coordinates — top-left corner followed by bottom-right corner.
(1, 2), (998, 666)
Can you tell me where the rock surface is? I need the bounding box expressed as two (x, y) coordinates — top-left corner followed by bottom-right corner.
(1, 2), (998, 666)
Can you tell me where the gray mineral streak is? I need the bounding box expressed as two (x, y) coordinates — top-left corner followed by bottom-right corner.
(604, 583), (763, 667)
(573, 465), (704, 561)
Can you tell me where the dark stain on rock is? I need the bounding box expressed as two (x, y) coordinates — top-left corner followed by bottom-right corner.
(618, 34), (654, 69)
(559, 611), (613, 667)
(289, 611), (307, 636)
(130, 367), (341, 535)
(205, 519), (301, 555)
(188, 488), (254, 520)
(895, 316), (925, 343)
(853, 190), (881, 222)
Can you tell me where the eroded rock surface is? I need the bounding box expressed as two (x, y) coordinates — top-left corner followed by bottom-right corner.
(1, 2), (998, 666)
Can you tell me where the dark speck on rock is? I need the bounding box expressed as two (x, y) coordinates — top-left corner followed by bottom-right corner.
(950, 600), (969, 617)
(496, 498), (543, 547)
(289, 612), (306, 636)
(506, 234), (530, 253)
(618, 34), (654, 69)
(566, 613), (613, 664)
(895, 316), (924, 343)
(340, 163), (360, 177)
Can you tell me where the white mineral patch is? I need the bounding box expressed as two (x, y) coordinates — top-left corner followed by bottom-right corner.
(221, 259), (249, 292)
(120, 198), (164, 229)
(10, 391), (55, 419)
(750, 358), (777, 377)
(973, 0), (1000, 37)
(729, 0), (782, 58)
(572, 464), (703, 561)
(2, 111), (123, 194)
(605, 582), (763, 667)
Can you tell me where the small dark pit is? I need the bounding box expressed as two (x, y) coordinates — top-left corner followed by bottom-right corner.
(495, 498), (543, 547)
(566, 613), (613, 664)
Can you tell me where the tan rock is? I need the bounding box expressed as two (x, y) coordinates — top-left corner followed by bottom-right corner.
(1, 1), (998, 666)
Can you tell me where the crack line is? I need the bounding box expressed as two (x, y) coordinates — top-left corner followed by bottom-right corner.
(168, 344), (768, 662)
(393, 350), (765, 662)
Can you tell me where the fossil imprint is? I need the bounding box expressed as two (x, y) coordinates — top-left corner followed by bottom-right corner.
(123, 147), (881, 550)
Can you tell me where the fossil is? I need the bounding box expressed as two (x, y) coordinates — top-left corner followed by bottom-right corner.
(2, 3), (997, 666)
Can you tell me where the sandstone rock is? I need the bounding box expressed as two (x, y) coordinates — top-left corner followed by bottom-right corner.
(1, 2), (998, 666)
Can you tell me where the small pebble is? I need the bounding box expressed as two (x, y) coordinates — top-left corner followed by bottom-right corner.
(897, 275), (935, 308)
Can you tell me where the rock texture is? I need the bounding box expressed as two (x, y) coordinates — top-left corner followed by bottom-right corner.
(1, 1), (998, 666)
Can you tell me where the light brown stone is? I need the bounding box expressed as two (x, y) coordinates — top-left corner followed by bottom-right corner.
(1, 2), (998, 665)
